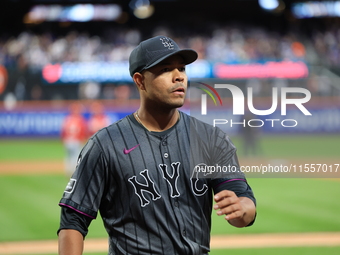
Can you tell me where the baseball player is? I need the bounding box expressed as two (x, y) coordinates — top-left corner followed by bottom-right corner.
(60, 102), (88, 176)
(88, 101), (110, 136)
(58, 36), (257, 255)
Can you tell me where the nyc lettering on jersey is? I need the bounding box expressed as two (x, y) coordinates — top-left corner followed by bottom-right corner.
(65, 162), (208, 207)
(128, 162), (208, 207)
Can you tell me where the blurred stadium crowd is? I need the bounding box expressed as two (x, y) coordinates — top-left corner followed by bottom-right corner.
(0, 24), (330, 69)
(0, 21), (340, 102)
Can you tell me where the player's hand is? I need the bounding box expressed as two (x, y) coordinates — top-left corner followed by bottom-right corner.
(213, 190), (256, 227)
(213, 190), (244, 220)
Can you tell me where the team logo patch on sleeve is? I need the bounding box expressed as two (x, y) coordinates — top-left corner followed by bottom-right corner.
(76, 155), (82, 167)
(65, 178), (77, 193)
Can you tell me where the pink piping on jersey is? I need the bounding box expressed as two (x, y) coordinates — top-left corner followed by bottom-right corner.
(59, 203), (96, 219)
(215, 178), (246, 188)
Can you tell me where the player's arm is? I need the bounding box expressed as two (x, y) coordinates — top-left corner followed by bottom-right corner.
(57, 207), (93, 255)
(58, 229), (84, 255)
(211, 133), (256, 227)
(214, 190), (256, 228)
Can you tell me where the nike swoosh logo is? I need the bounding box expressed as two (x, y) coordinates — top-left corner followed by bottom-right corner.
(123, 144), (140, 154)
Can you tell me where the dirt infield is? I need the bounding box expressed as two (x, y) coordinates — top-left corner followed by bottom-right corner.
(0, 232), (339, 254)
(0, 160), (64, 175)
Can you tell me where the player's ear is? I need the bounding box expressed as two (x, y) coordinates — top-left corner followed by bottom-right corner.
(133, 72), (146, 91)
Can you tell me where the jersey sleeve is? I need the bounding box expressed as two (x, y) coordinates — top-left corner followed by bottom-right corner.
(209, 130), (257, 226)
(209, 130), (256, 201)
(208, 129), (246, 180)
(57, 206), (93, 237)
(211, 179), (256, 206)
(59, 137), (108, 219)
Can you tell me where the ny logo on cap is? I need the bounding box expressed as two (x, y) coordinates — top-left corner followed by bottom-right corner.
(160, 37), (174, 50)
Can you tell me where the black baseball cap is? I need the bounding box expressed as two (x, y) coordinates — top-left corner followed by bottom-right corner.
(129, 35), (198, 77)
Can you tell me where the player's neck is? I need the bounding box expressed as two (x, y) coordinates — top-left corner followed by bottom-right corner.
(135, 108), (180, 132)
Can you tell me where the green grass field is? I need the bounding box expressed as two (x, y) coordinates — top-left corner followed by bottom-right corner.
(0, 134), (339, 254)
(1, 133), (338, 161)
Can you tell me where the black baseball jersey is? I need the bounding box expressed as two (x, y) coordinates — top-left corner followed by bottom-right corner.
(59, 111), (255, 255)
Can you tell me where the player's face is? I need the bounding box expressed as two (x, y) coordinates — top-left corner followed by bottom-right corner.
(141, 55), (188, 109)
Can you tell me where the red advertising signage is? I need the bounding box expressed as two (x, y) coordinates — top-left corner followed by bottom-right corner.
(214, 61), (308, 79)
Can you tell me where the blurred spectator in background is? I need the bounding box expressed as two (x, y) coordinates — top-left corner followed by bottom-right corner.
(114, 83), (131, 100)
(240, 112), (262, 157)
(61, 102), (88, 176)
(30, 84), (43, 100)
(78, 81), (101, 100)
(88, 101), (110, 136)
(112, 83), (133, 108)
